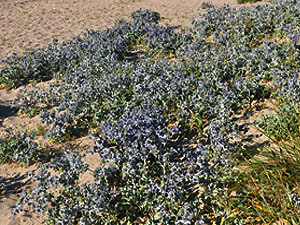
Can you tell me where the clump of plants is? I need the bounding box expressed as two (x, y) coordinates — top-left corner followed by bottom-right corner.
(214, 68), (300, 224)
(12, 104), (236, 224)
(258, 100), (300, 141)
(258, 73), (300, 141)
(215, 138), (300, 224)
(0, 131), (51, 165)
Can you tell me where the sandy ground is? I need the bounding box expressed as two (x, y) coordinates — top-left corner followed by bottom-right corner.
(0, 0), (264, 60)
(0, 0), (269, 224)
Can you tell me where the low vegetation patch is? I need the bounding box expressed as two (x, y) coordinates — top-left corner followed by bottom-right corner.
(0, 131), (54, 165)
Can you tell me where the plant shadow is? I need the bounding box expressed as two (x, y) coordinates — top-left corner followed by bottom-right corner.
(0, 104), (19, 120)
(0, 172), (31, 202)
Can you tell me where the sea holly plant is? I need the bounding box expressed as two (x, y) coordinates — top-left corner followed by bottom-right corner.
(13, 103), (237, 224)
(258, 71), (300, 141)
(0, 131), (42, 165)
(4, 0), (299, 142)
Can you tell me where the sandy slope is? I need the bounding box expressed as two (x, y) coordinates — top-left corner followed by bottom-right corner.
(0, 0), (259, 60)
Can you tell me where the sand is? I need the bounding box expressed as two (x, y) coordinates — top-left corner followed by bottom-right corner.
(0, 0), (265, 60)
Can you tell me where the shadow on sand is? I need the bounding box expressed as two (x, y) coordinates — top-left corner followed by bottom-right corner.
(0, 173), (31, 202)
(0, 104), (19, 120)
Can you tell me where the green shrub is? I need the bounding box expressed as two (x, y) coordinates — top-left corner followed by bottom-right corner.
(258, 100), (300, 141)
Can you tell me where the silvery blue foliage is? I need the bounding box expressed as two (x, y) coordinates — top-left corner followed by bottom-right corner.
(11, 0), (300, 140)
(274, 71), (300, 102)
(289, 191), (300, 207)
(0, 131), (39, 164)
